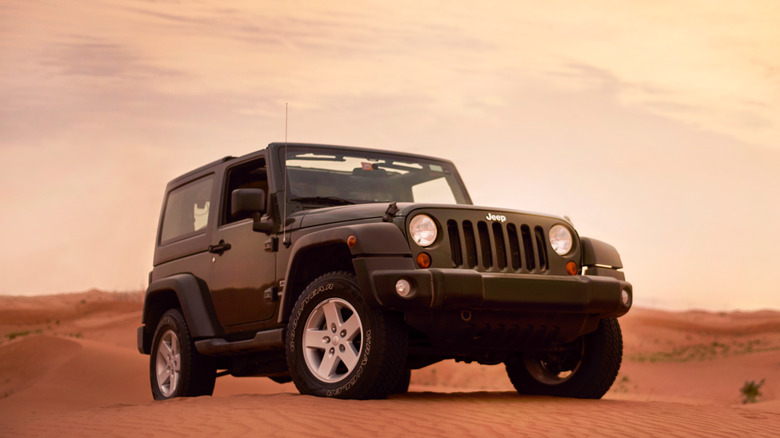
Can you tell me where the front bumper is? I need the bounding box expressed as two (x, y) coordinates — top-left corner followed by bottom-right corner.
(354, 258), (632, 318)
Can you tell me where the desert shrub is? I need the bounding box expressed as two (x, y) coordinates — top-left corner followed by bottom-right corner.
(611, 375), (632, 393)
(740, 379), (765, 404)
(6, 330), (31, 340)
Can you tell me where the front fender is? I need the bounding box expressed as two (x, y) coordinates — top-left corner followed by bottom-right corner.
(278, 222), (411, 323)
(580, 237), (626, 281)
(288, 222), (411, 259)
(580, 237), (623, 269)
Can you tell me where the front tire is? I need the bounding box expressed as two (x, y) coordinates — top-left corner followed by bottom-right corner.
(286, 271), (408, 399)
(505, 318), (623, 399)
(150, 309), (216, 400)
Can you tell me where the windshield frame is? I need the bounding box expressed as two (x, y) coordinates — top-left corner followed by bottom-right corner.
(275, 144), (472, 210)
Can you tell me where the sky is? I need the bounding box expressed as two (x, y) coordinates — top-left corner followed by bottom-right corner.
(1, 0), (779, 310)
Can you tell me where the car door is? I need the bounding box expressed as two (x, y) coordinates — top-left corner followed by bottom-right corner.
(207, 156), (276, 330)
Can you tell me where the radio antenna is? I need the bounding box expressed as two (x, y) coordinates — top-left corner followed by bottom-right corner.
(282, 102), (289, 247)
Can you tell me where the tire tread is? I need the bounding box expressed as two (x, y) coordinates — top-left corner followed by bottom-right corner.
(506, 318), (623, 399)
(150, 308), (216, 399)
(286, 271), (408, 400)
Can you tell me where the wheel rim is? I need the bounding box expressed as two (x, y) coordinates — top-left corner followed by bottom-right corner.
(523, 339), (584, 386)
(155, 329), (181, 397)
(302, 297), (364, 383)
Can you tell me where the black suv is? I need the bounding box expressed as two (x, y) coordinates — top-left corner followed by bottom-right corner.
(138, 143), (632, 400)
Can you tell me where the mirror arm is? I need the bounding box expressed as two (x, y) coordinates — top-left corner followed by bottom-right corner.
(252, 213), (274, 234)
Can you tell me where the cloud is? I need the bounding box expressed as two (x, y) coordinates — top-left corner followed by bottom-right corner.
(2, 0), (780, 310)
(121, 2), (493, 57)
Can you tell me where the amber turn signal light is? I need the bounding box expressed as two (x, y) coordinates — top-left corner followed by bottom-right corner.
(566, 261), (578, 275)
(347, 235), (357, 247)
(416, 252), (431, 268)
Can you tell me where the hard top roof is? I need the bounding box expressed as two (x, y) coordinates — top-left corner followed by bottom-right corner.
(166, 142), (456, 187)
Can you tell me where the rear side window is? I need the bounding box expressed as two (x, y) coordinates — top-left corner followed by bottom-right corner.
(160, 175), (214, 244)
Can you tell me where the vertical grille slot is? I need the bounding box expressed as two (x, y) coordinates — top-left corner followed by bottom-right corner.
(448, 220), (462, 267)
(443, 214), (554, 274)
(492, 222), (507, 269)
(535, 226), (548, 272)
(462, 220), (478, 268)
(507, 223), (521, 270)
(521, 225), (536, 271)
(477, 221), (493, 268)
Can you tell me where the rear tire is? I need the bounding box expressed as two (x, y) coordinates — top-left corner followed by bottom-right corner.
(150, 309), (216, 400)
(505, 318), (622, 399)
(391, 369), (412, 394)
(286, 271), (408, 399)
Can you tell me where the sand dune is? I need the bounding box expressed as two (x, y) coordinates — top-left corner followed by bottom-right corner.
(5, 392), (780, 437)
(1, 292), (779, 436)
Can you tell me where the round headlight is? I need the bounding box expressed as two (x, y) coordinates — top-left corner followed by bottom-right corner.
(409, 214), (437, 247)
(549, 224), (573, 255)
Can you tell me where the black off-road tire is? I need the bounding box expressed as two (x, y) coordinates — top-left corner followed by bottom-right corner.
(505, 318), (623, 399)
(391, 369), (412, 394)
(286, 271), (408, 399)
(150, 309), (217, 400)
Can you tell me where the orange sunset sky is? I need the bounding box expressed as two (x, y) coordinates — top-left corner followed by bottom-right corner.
(1, 0), (779, 310)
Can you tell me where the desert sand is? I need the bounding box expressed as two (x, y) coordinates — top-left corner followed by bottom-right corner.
(1, 291), (779, 436)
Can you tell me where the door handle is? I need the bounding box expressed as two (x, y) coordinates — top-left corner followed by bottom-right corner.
(208, 240), (232, 255)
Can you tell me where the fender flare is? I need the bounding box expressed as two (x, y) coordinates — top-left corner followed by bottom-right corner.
(140, 274), (221, 353)
(580, 237), (623, 269)
(278, 222), (411, 323)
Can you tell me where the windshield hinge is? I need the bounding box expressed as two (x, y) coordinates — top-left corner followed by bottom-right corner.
(383, 201), (399, 222)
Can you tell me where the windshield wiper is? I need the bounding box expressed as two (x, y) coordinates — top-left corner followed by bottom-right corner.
(290, 196), (356, 206)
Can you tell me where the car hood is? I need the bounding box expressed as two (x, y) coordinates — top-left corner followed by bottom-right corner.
(292, 202), (569, 230)
(295, 203), (401, 229)
(395, 203), (569, 223)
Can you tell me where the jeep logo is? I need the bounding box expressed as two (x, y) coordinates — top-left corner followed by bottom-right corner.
(486, 213), (507, 222)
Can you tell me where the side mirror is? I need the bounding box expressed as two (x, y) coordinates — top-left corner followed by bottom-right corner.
(231, 188), (266, 218)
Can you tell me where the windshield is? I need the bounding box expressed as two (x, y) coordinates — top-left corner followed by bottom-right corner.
(281, 146), (470, 207)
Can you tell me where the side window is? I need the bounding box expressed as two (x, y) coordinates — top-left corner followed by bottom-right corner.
(223, 157), (268, 225)
(160, 175), (214, 243)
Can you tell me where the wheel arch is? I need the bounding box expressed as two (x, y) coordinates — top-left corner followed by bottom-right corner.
(140, 274), (221, 354)
(278, 223), (410, 324)
(279, 242), (354, 325)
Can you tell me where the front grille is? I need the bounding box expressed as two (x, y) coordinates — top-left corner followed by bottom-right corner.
(447, 219), (548, 273)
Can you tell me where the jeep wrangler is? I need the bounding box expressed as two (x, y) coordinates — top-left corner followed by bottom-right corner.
(138, 143), (632, 400)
